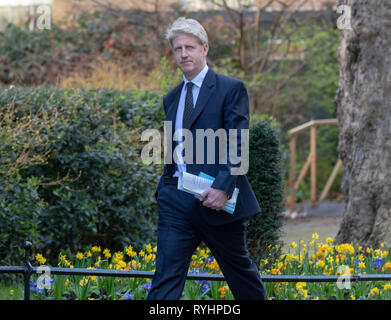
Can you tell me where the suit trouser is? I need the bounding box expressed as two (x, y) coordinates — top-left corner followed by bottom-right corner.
(147, 184), (268, 300)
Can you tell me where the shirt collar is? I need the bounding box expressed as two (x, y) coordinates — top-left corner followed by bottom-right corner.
(183, 64), (209, 89)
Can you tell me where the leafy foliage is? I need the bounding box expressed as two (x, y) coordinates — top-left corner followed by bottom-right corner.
(246, 119), (285, 265)
(0, 86), (164, 265)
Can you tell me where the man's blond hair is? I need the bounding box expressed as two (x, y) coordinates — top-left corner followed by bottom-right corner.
(166, 17), (208, 47)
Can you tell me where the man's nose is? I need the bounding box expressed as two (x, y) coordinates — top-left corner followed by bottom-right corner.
(180, 48), (188, 58)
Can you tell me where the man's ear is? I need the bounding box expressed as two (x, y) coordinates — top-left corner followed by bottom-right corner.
(203, 43), (209, 57)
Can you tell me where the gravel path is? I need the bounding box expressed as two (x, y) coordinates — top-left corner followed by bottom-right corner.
(281, 200), (344, 252)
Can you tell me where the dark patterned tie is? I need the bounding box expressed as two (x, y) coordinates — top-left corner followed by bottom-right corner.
(182, 82), (194, 129)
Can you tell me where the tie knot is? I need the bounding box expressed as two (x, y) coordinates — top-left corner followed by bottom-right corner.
(186, 82), (194, 90)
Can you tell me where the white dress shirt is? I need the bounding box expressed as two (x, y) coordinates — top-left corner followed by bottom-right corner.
(173, 64), (209, 178)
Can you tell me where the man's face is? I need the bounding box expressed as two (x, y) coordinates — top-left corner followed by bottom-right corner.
(172, 33), (209, 80)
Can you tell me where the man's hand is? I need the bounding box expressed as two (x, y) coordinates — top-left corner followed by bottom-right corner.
(199, 188), (228, 211)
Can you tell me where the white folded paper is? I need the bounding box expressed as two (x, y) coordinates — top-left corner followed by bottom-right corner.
(177, 171), (238, 214)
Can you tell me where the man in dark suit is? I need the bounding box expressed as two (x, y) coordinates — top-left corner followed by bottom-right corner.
(147, 17), (267, 300)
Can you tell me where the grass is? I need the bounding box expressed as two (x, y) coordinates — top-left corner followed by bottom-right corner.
(0, 282), (23, 300)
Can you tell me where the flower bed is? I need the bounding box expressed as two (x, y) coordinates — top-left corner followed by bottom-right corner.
(26, 233), (391, 300)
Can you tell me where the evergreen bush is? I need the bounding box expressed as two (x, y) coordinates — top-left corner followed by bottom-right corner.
(0, 86), (163, 265)
(246, 119), (285, 266)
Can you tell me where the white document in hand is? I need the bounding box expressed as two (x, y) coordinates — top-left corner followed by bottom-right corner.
(177, 172), (239, 214)
(177, 171), (212, 196)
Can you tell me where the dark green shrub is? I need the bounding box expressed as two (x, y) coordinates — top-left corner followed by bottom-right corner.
(246, 119), (285, 266)
(0, 176), (44, 267)
(0, 86), (164, 265)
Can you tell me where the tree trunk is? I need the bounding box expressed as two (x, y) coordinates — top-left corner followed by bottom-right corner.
(335, 0), (391, 248)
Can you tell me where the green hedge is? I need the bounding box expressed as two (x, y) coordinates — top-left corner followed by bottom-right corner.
(247, 119), (285, 265)
(0, 86), (163, 265)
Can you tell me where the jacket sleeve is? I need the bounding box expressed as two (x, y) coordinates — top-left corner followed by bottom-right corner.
(211, 80), (250, 198)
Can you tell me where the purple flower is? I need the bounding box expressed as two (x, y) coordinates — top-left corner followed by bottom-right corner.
(123, 293), (134, 300)
(206, 256), (214, 263)
(143, 281), (152, 291)
(199, 281), (210, 296)
(30, 281), (37, 291)
(371, 258), (383, 270)
(36, 288), (45, 294)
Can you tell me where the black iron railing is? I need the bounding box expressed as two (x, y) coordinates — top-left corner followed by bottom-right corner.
(1, 241), (391, 300)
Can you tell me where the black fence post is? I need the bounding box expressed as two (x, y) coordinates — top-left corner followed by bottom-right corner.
(23, 241), (33, 300)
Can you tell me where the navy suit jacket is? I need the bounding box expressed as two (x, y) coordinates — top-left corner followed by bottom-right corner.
(155, 68), (261, 225)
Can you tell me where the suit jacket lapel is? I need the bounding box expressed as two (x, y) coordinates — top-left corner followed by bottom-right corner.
(165, 68), (216, 131)
(187, 68), (216, 129)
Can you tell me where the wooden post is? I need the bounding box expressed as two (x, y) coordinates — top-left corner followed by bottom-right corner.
(287, 119), (338, 214)
(319, 159), (343, 201)
(310, 125), (317, 206)
(289, 135), (297, 213)
(294, 153), (312, 191)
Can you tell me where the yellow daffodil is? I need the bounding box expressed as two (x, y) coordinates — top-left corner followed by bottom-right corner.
(326, 256), (334, 264)
(113, 252), (124, 264)
(218, 286), (229, 299)
(76, 252), (83, 260)
(335, 243), (354, 255)
(35, 253), (46, 265)
(326, 237), (333, 244)
(369, 287), (380, 296)
(79, 278), (89, 286)
(383, 283), (391, 291)
(316, 260), (325, 269)
(103, 249), (111, 259)
(130, 260), (137, 269)
(200, 249), (208, 259)
(296, 282), (306, 291)
(125, 245), (137, 258)
(91, 246), (101, 253)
